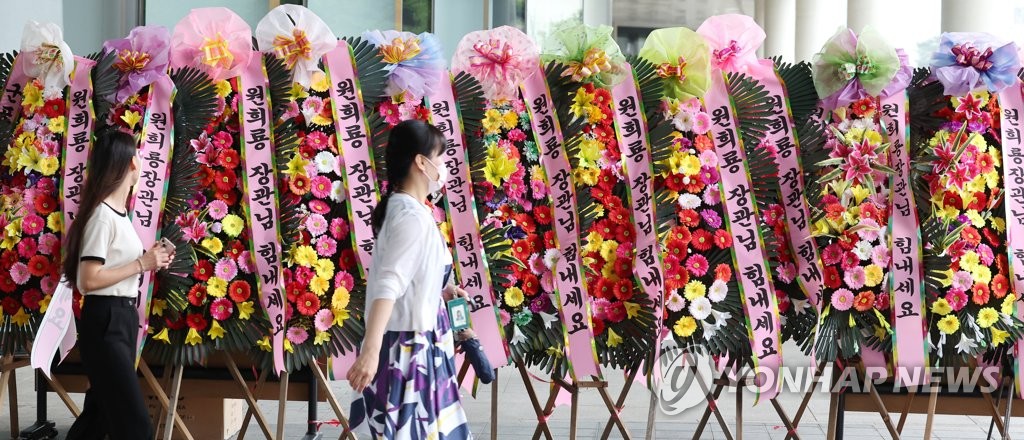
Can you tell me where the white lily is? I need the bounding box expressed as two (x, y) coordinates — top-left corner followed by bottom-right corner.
(511, 325), (528, 345)
(20, 21), (73, 97)
(538, 311), (558, 329)
(955, 334), (977, 354)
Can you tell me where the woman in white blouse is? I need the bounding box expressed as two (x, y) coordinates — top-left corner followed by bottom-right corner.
(347, 119), (472, 439)
(62, 131), (173, 440)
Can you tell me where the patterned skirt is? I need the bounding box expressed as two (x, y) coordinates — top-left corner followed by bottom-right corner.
(349, 300), (472, 439)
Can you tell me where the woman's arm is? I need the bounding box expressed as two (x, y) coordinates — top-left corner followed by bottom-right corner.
(347, 298), (394, 392)
(78, 243), (172, 292)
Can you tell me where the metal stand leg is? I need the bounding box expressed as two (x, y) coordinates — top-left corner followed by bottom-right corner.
(303, 367), (322, 440)
(18, 371), (57, 440)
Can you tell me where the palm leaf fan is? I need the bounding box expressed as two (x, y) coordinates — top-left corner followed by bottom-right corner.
(0, 50), (17, 155)
(272, 123), (303, 250)
(84, 50), (119, 128)
(908, 67), (946, 153)
(342, 36), (388, 106)
(626, 55), (664, 123)
(262, 53), (293, 121)
(453, 71), (486, 135)
(165, 67), (218, 218)
(154, 221), (197, 313)
(795, 119), (829, 220)
(772, 58), (819, 124)
(724, 71), (774, 150)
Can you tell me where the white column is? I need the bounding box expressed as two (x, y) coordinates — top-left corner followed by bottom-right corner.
(795, 0), (847, 62)
(582, 0), (613, 27)
(763, 0), (796, 62)
(846, 0), (889, 32)
(942, 0), (1010, 35)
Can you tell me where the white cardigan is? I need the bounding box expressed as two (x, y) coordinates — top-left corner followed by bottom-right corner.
(364, 193), (453, 333)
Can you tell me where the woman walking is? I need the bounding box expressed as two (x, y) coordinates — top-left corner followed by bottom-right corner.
(63, 130), (173, 439)
(347, 119), (472, 439)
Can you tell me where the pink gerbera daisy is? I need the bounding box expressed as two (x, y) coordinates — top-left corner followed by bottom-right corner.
(215, 258), (238, 280)
(21, 214), (44, 235)
(237, 251), (255, 274)
(310, 176), (332, 199)
(286, 326), (309, 345)
(210, 298), (234, 320)
(309, 200), (331, 215)
(314, 309), (334, 332)
(305, 214), (328, 236)
(316, 237), (337, 257)
(334, 272), (355, 290)
(11, 263), (30, 285)
(208, 200), (229, 220)
(685, 254), (709, 277)
(330, 218), (349, 239)
(831, 288), (854, 311)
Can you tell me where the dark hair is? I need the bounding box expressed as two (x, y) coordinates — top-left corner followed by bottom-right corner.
(62, 130), (138, 285)
(371, 119), (445, 235)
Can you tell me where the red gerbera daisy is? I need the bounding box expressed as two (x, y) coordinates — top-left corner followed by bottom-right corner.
(992, 274), (1009, 299)
(823, 266), (841, 290)
(34, 194), (57, 215)
(186, 313), (208, 331)
(193, 260), (214, 281)
(534, 205), (553, 225)
(188, 284), (207, 307)
(27, 255), (50, 277)
(678, 209), (700, 228)
(229, 280), (251, 302)
(972, 282), (990, 305)
(714, 263), (732, 282)
(214, 170), (238, 192)
(522, 273), (540, 297)
(713, 229), (732, 249)
(296, 292), (320, 316)
(613, 279), (633, 301)
(691, 229), (713, 252)
(217, 149), (240, 169)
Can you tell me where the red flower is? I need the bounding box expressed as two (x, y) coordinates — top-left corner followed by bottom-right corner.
(669, 226), (692, 244)
(186, 313), (208, 331)
(1, 297), (19, 315)
(665, 239), (688, 260)
(690, 229), (713, 252)
(961, 227), (982, 247)
(609, 208), (631, 226)
(992, 274), (1009, 299)
(853, 291), (875, 312)
(823, 266), (841, 290)
(713, 230), (732, 249)
(1, 250), (17, 268)
(594, 278), (615, 300)
(983, 228), (1002, 247)
(664, 257), (690, 290)
(614, 257), (632, 278)
(22, 288), (42, 310)
(187, 285), (207, 307)
(587, 255), (606, 275)
(972, 282), (990, 305)
(34, 194), (57, 215)
(338, 249), (356, 271)
(296, 292), (320, 316)
(613, 279), (633, 301)
(513, 214), (536, 233)
(606, 301), (626, 322)
(534, 206), (552, 225)
(512, 239), (533, 261)
(0, 273), (16, 293)
(614, 225), (635, 243)
(544, 231), (555, 249)
(714, 263), (732, 282)
(165, 316), (187, 330)
(289, 174), (311, 195)
(678, 209), (700, 228)
(592, 318), (606, 335)
(214, 170), (238, 192)
(217, 149), (240, 169)
(214, 187), (239, 206)
(40, 98), (65, 118)
(27, 255), (50, 277)
(227, 240), (246, 260)
(286, 282), (306, 303)
(229, 280), (251, 302)
(665, 174), (686, 192)
(193, 260), (214, 281)
(850, 98), (876, 117)
(197, 167), (216, 187)
(522, 274), (540, 297)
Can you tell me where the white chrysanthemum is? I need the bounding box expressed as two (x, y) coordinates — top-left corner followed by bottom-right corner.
(543, 248), (560, 270)
(677, 193), (701, 210)
(314, 151), (335, 174)
(708, 280), (728, 303)
(666, 292), (687, 312)
(689, 297), (712, 321)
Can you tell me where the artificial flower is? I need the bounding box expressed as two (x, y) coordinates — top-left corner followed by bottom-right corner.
(170, 7), (254, 81)
(451, 26), (539, 101)
(102, 25), (171, 101)
(19, 21), (74, 94)
(255, 4), (337, 87)
(638, 27), (711, 101)
(362, 30), (445, 99)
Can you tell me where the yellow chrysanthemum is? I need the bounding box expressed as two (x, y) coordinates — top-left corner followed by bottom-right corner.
(977, 307), (999, 328)
(332, 287), (351, 311)
(47, 212), (62, 232)
(215, 80), (232, 97)
(930, 298), (952, 316)
(960, 251), (980, 272)
(992, 217), (1006, 233)
(673, 316), (697, 337)
(482, 109), (504, 134)
(576, 167), (600, 186)
(502, 109), (519, 130)
(293, 245), (317, 267)
(47, 116), (65, 134)
(310, 276), (329, 296)
(221, 214), (243, 237)
(864, 265), (883, 287)
(207, 277), (227, 298)
(586, 105), (607, 124)
(310, 71), (331, 93)
(505, 286), (525, 307)
(684, 281), (706, 300)
(937, 315), (960, 335)
(314, 259), (335, 281)
(202, 237), (223, 254)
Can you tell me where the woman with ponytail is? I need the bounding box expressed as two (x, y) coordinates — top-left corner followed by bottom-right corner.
(347, 119), (472, 439)
(63, 130), (172, 440)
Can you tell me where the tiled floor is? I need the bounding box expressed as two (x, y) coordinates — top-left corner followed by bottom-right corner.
(4, 344), (1024, 439)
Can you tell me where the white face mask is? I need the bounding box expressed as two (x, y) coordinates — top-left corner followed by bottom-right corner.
(425, 157), (448, 194)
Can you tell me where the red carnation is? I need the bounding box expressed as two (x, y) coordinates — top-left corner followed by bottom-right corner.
(296, 292), (321, 316)
(193, 260), (214, 281)
(229, 280), (251, 302)
(187, 285), (207, 307)
(186, 313), (208, 331)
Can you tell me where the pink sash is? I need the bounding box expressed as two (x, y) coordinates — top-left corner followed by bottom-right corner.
(997, 81), (1024, 396)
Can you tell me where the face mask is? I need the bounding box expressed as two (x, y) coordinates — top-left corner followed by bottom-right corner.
(425, 157), (448, 194)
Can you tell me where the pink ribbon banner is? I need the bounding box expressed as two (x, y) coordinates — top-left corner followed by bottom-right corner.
(323, 40), (379, 279)
(130, 75), (175, 361)
(239, 55), (286, 374)
(997, 81), (1024, 396)
(426, 70), (509, 367)
(0, 55), (28, 125)
(705, 73), (782, 401)
(30, 280), (75, 378)
(610, 65), (666, 339)
(521, 66), (600, 379)
(62, 56), (97, 231)
(881, 91), (927, 387)
(757, 71), (825, 309)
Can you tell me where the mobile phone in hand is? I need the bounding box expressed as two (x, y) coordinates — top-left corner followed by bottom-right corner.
(159, 238), (175, 252)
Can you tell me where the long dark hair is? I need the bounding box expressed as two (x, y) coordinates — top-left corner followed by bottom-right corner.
(62, 130), (138, 285)
(371, 119), (445, 235)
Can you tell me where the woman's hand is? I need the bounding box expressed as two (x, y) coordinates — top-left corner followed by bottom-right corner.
(140, 244), (173, 272)
(347, 350), (379, 393)
(443, 285), (469, 302)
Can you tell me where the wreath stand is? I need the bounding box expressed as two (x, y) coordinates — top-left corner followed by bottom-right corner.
(454, 360), (499, 440)
(514, 360), (636, 440)
(834, 362), (1016, 440)
(233, 359), (354, 440)
(1, 354), (30, 438)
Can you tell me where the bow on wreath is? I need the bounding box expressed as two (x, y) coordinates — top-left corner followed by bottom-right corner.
(811, 27), (911, 110)
(637, 27), (711, 101)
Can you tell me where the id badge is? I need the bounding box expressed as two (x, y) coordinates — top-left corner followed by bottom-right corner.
(447, 297), (471, 331)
